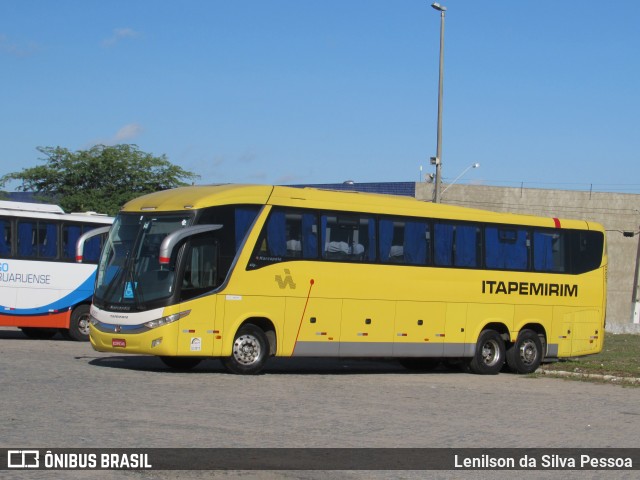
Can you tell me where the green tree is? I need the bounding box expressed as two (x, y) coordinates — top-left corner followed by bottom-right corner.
(0, 145), (199, 215)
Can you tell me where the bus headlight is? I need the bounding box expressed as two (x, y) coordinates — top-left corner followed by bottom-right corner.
(144, 310), (191, 329)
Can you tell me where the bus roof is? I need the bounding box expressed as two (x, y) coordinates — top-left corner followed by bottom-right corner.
(120, 184), (603, 232)
(0, 200), (65, 214)
(122, 184), (275, 212)
(0, 200), (113, 223)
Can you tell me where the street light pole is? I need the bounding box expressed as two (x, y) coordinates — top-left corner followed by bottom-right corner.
(440, 163), (480, 197)
(432, 2), (446, 203)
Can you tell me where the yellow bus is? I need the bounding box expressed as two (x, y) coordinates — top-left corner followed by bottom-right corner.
(88, 184), (607, 375)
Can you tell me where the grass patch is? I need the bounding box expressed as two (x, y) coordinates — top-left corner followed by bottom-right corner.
(540, 333), (640, 379)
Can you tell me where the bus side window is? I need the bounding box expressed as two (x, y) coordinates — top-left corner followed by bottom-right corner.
(379, 219), (403, 263)
(380, 218), (429, 265)
(0, 218), (11, 255)
(249, 208), (318, 268)
(83, 226), (105, 263)
(301, 213), (318, 259)
(63, 224), (82, 260)
(39, 222), (58, 259)
(570, 230), (604, 274)
(405, 220), (429, 265)
(284, 214), (303, 258)
(235, 207), (259, 252)
(265, 211), (287, 257)
(485, 226), (529, 270)
(283, 212), (318, 260)
(322, 214), (371, 262)
(454, 225), (480, 267)
(434, 223), (453, 266)
(180, 236), (218, 301)
(17, 221), (36, 257)
(533, 231), (563, 272)
(434, 222), (481, 268)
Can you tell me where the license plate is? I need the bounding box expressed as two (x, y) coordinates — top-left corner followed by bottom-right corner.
(112, 338), (126, 348)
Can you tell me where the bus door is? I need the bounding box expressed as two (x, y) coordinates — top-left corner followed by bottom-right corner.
(175, 236), (220, 356)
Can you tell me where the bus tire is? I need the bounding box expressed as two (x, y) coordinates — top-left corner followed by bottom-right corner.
(467, 329), (505, 375)
(506, 329), (543, 374)
(222, 324), (269, 375)
(160, 356), (202, 370)
(64, 304), (92, 342)
(20, 327), (58, 340)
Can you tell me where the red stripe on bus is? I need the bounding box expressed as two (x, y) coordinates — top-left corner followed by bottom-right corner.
(553, 218), (561, 228)
(292, 278), (316, 355)
(0, 311), (71, 328)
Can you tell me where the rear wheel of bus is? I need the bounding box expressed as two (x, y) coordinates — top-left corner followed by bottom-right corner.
(467, 329), (505, 375)
(506, 329), (543, 374)
(222, 324), (270, 375)
(61, 304), (92, 342)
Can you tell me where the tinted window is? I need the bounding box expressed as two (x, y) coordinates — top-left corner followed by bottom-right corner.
(533, 230), (564, 272)
(434, 222), (481, 268)
(321, 213), (374, 262)
(485, 226), (529, 270)
(249, 208), (319, 268)
(0, 218), (12, 255)
(379, 218), (430, 265)
(180, 234), (219, 301)
(569, 230), (604, 274)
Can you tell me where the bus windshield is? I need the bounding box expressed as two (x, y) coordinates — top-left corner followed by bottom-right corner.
(94, 213), (193, 309)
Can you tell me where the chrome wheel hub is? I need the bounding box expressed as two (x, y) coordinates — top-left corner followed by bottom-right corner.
(232, 334), (261, 365)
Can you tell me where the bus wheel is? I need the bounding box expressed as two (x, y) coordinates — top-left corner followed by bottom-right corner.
(467, 329), (505, 375)
(506, 329), (543, 374)
(63, 305), (92, 342)
(20, 327), (58, 340)
(222, 324), (269, 375)
(160, 356), (202, 370)
(399, 358), (440, 371)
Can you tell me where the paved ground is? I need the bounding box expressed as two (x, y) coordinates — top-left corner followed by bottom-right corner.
(1, 327), (639, 479)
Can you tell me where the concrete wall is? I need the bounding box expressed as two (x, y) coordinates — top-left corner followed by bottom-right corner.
(415, 182), (640, 332)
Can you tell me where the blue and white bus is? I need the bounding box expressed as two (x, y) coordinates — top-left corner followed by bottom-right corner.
(0, 200), (112, 340)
